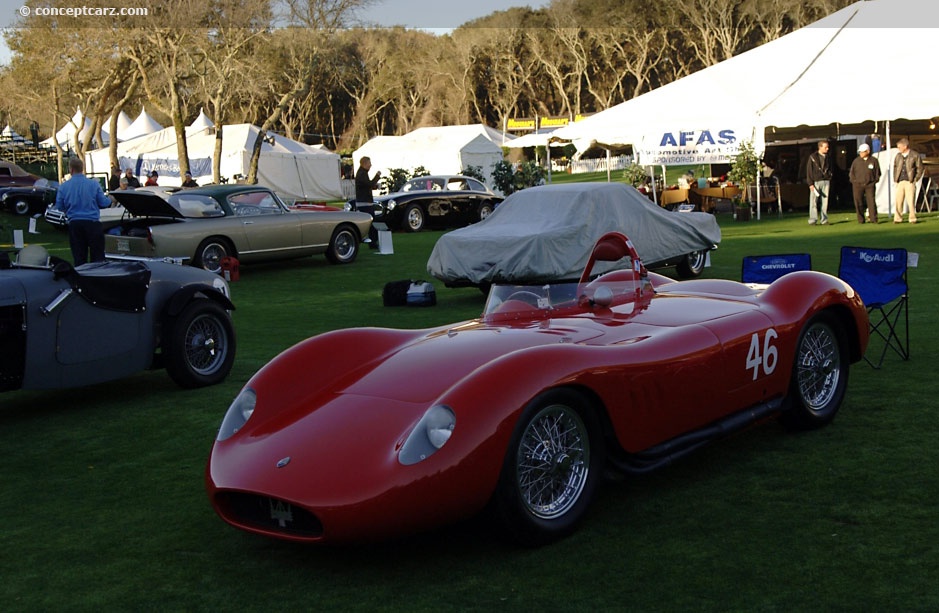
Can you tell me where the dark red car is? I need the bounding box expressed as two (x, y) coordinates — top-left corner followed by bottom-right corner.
(207, 232), (868, 546)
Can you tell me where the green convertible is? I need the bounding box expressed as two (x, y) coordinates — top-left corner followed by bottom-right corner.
(104, 184), (373, 274)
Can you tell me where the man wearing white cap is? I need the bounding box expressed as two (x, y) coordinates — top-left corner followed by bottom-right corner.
(849, 143), (881, 224)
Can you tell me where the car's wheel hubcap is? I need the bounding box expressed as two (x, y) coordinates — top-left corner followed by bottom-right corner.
(186, 316), (226, 375)
(797, 324), (840, 411)
(517, 405), (589, 520)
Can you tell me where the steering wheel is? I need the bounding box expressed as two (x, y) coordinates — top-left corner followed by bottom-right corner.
(505, 291), (543, 307)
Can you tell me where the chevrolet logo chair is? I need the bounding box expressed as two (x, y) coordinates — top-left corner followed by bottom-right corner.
(741, 253), (811, 284)
(838, 246), (909, 369)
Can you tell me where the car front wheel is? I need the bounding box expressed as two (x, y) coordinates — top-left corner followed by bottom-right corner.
(676, 250), (706, 278)
(325, 225), (359, 264)
(491, 388), (603, 546)
(780, 314), (848, 430)
(403, 203), (425, 232)
(194, 238), (232, 275)
(13, 200), (31, 216)
(478, 203), (494, 222)
(164, 300), (236, 388)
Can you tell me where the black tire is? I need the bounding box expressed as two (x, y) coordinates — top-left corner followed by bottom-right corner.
(13, 200), (31, 216)
(403, 203), (425, 232)
(478, 203), (494, 222)
(779, 314), (848, 430)
(491, 388), (604, 546)
(164, 300), (236, 389)
(193, 237), (232, 275)
(676, 250), (706, 279)
(325, 225), (359, 264)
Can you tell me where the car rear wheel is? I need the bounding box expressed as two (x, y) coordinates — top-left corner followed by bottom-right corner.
(403, 203), (425, 232)
(478, 203), (494, 222)
(780, 314), (848, 430)
(13, 200), (31, 216)
(194, 238), (232, 275)
(325, 225), (359, 264)
(165, 300), (236, 388)
(491, 388), (603, 546)
(676, 250), (706, 278)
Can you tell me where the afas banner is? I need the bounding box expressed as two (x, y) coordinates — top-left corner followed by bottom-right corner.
(636, 126), (757, 165)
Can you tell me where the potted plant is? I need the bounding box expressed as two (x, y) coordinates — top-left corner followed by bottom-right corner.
(733, 194), (751, 221)
(727, 140), (761, 211)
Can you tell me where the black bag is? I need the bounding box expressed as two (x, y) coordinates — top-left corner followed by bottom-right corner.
(382, 280), (412, 306)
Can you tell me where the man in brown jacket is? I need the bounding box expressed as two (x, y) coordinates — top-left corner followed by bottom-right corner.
(892, 137), (923, 223)
(849, 143), (881, 223)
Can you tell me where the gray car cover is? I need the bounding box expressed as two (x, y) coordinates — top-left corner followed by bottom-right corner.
(426, 182), (721, 285)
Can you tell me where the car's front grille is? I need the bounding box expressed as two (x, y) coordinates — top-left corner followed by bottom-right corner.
(215, 492), (323, 538)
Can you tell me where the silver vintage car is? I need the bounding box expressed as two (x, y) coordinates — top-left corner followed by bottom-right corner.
(105, 185), (372, 274)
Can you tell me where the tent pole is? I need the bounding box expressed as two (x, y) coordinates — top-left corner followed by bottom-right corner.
(885, 120), (893, 218)
(606, 149), (611, 182)
(547, 142), (552, 184)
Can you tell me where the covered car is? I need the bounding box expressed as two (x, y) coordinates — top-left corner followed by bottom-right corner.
(0, 246), (235, 391)
(104, 184), (372, 274)
(206, 232), (867, 546)
(427, 182), (721, 286)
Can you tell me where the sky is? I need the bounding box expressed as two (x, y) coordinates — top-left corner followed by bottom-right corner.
(0, 0), (551, 64)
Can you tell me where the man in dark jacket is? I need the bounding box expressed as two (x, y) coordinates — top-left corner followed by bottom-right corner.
(849, 143), (881, 224)
(805, 139), (832, 225)
(892, 137), (922, 224)
(354, 156), (381, 214)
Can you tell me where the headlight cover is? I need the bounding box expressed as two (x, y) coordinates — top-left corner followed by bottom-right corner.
(398, 405), (455, 465)
(212, 276), (231, 300)
(217, 389), (256, 441)
(386, 199), (397, 211)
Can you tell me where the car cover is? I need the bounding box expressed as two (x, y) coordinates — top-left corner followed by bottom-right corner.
(426, 182), (722, 285)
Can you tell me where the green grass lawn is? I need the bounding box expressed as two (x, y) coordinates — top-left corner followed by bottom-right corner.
(2, 204), (938, 611)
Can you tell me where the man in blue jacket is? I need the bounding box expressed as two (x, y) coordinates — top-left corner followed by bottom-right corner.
(55, 156), (113, 265)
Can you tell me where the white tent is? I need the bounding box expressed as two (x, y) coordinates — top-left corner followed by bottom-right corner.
(552, 0), (939, 166)
(1, 124), (28, 147)
(100, 110), (134, 144)
(353, 124), (513, 185)
(39, 107), (93, 150)
(85, 123), (343, 200)
(121, 107), (164, 141)
(189, 108), (214, 132)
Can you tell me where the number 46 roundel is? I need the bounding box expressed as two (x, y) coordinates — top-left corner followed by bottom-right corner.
(746, 329), (778, 381)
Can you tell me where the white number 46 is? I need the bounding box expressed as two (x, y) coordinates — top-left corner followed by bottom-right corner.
(746, 329), (778, 380)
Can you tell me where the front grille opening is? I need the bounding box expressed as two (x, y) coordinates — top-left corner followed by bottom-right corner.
(216, 492), (323, 538)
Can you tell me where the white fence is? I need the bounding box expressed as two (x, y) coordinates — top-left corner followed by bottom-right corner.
(563, 154), (633, 175)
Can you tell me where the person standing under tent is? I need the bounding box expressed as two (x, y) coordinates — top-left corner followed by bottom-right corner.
(849, 143), (881, 224)
(806, 139), (832, 225)
(892, 138), (922, 224)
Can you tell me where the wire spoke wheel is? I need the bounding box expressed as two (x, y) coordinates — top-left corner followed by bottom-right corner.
(796, 321), (841, 412)
(516, 404), (590, 520)
(184, 313), (229, 376)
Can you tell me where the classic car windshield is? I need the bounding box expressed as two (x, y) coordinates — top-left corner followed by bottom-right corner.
(169, 194), (225, 218)
(484, 275), (645, 317)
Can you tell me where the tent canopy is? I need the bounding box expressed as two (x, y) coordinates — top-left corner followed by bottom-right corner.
(85, 123), (343, 201)
(552, 0), (939, 164)
(353, 124), (513, 185)
(121, 107), (164, 141)
(39, 107), (92, 150)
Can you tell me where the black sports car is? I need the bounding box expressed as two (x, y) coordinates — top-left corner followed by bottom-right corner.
(1, 179), (57, 216)
(353, 175), (503, 232)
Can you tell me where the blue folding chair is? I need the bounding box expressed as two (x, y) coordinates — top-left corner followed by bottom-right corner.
(838, 246), (909, 369)
(741, 253), (812, 284)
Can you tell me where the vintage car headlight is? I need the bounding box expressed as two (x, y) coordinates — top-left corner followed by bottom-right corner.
(217, 389), (256, 441)
(398, 405), (455, 465)
(0, 192), (7, 201)
(212, 276), (231, 300)
(385, 199), (397, 211)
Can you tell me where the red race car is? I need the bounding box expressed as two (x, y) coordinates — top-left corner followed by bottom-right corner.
(207, 232), (868, 546)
